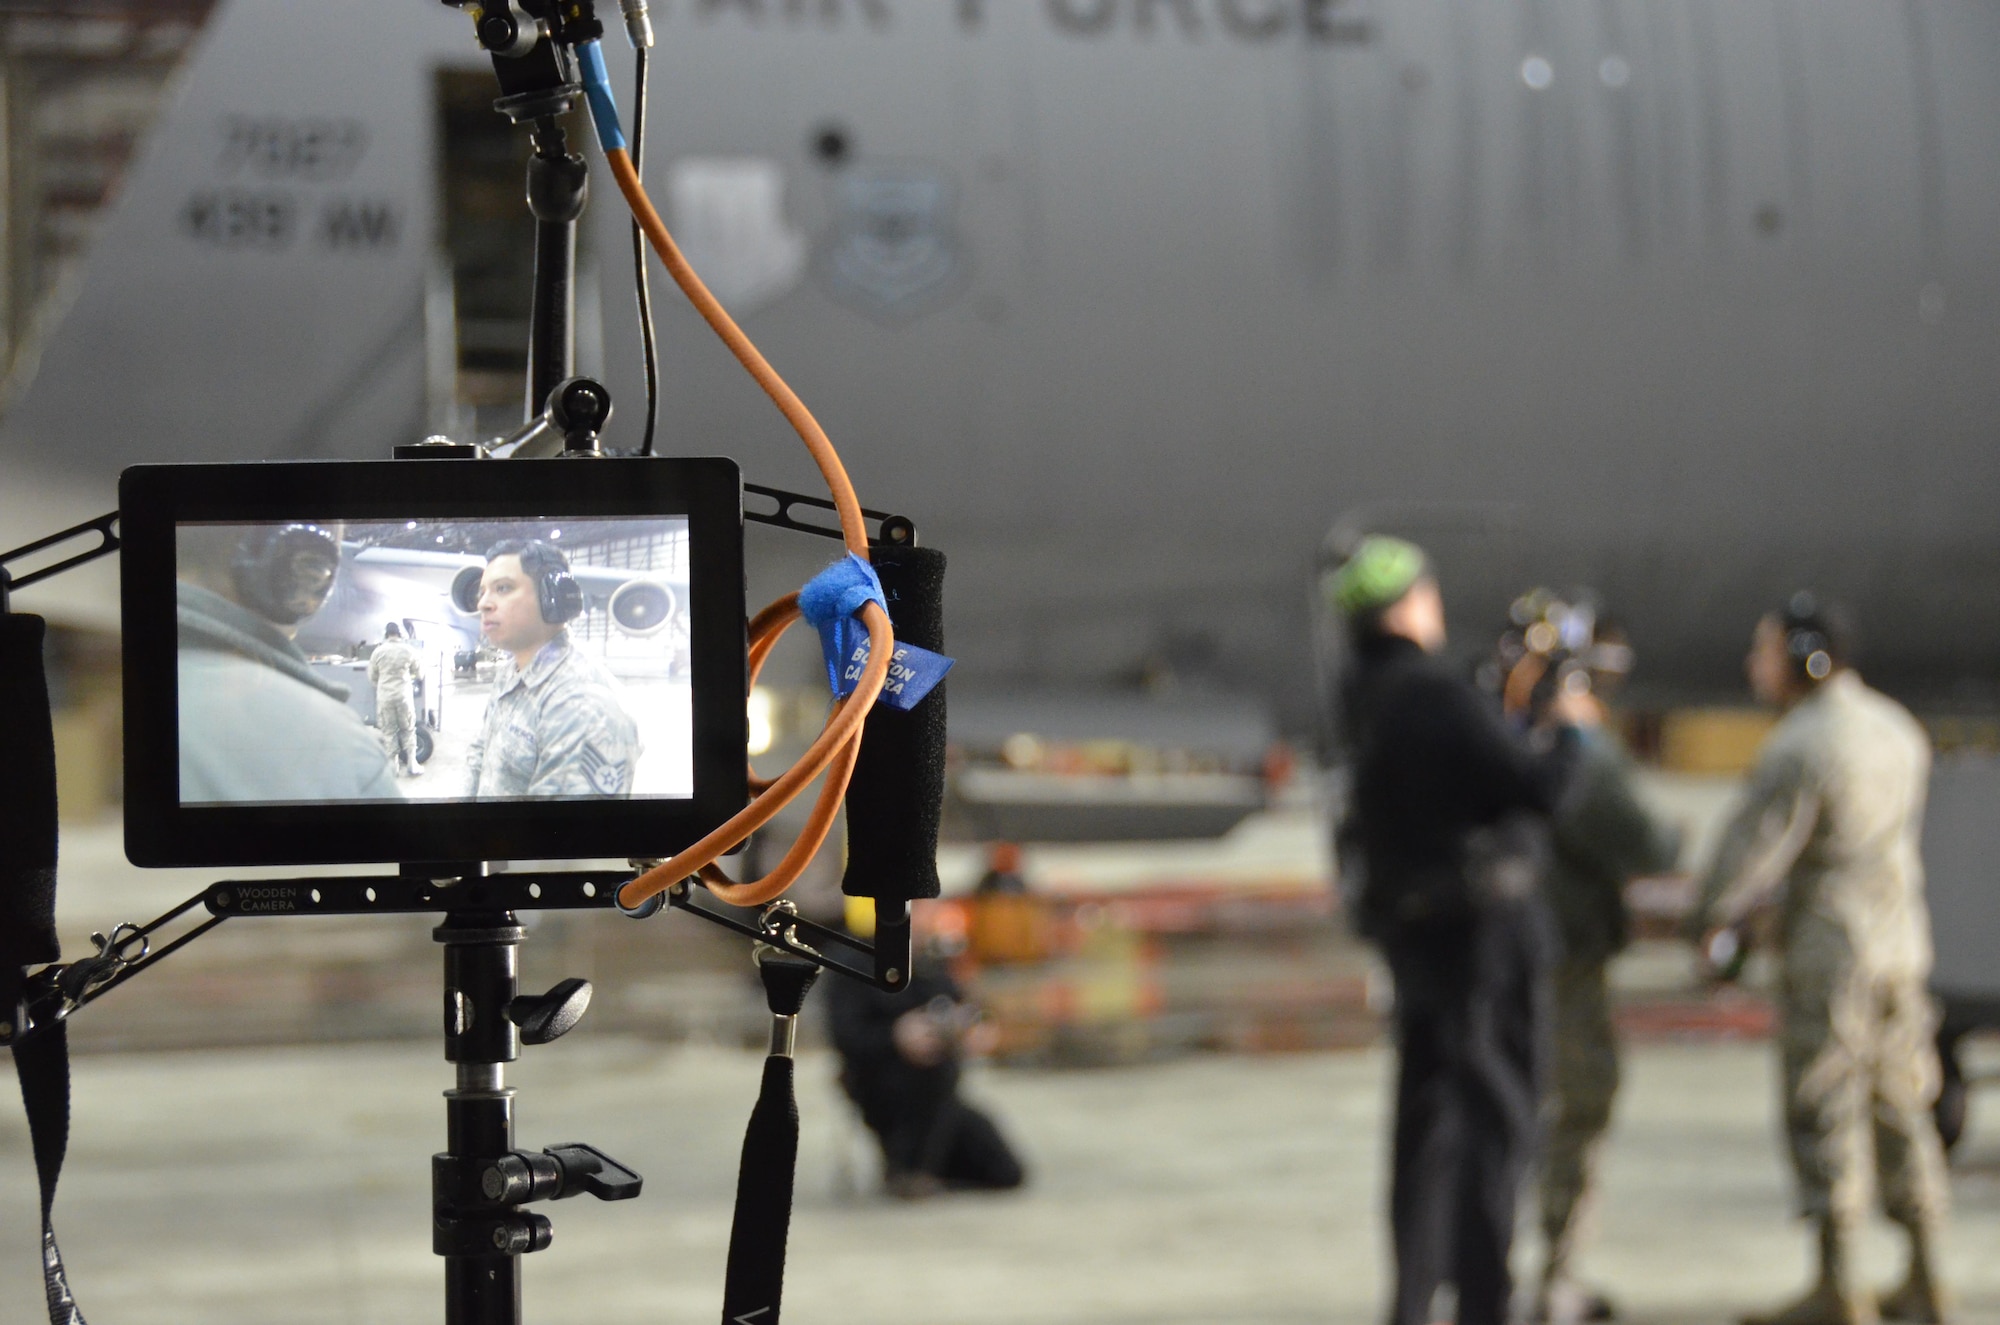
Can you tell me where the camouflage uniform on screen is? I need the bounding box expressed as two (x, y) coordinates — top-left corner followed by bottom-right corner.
(1538, 728), (1680, 1309)
(465, 629), (641, 797)
(1692, 670), (1948, 1323)
(367, 637), (423, 773)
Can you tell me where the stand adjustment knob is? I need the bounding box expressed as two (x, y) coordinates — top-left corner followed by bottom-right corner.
(507, 977), (592, 1044)
(471, 1142), (643, 1207)
(491, 1213), (554, 1256)
(544, 1143), (643, 1201)
(480, 1152), (562, 1204)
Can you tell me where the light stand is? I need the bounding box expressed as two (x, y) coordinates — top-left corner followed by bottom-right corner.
(0, 6), (920, 1321)
(430, 903), (641, 1325)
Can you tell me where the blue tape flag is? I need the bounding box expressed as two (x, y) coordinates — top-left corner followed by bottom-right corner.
(836, 637), (953, 711)
(797, 554), (888, 693)
(576, 41), (628, 152)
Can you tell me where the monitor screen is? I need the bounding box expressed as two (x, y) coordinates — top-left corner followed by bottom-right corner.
(174, 515), (693, 806)
(121, 458), (746, 869)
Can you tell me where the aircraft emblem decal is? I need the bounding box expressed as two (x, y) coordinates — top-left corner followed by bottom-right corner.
(820, 163), (965, 325)
(666, 157), (807, 314)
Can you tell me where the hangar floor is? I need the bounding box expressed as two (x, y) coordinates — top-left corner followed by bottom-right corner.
(3, 1037), (1996, 1324)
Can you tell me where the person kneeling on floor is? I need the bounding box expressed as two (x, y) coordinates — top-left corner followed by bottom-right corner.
(828, 897), (1027, 1199)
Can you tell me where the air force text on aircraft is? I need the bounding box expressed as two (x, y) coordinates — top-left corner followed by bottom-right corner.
(182, 115), (399, 254)
(684, 0), (1373, 44)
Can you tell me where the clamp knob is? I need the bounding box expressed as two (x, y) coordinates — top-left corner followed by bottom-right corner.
(549, 376), (612, 452)
(507, 977), (592, 1045)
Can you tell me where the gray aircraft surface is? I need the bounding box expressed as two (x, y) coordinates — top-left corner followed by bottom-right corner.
(3, 0), (1998, 737)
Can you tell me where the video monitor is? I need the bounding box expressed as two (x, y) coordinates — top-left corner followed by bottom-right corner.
(121, 458), (747, 868)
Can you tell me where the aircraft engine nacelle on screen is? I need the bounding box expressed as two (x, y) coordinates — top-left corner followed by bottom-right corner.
(449, 564), (482, 615)
(606, 577), (676, 638)
(441, 556), (678, 641)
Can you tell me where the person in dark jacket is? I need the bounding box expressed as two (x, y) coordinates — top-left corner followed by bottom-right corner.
(827, 898), (1026, 1199)
(1328, 536), (1589, 1325)
(1493, 603), (1682, 1324)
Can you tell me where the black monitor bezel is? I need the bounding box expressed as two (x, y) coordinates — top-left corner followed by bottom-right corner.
(121, 457), (747, 868)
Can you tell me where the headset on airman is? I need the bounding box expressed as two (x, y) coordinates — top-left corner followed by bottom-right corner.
(485, 537), (584, 625)
(229, 523), (341, 626)
(1778, 590), (1847, 684)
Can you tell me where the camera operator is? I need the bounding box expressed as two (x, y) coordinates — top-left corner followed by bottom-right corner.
(1327, 537), (1589, 1325)
(368, 621), (424, 778)
(1688, 596), (1950, 1325)
(827, 898), (1026, 1199)
(175, 523), (399, 802)
(465, 539), (640, 798)
(1495, 598), (1681, 1325)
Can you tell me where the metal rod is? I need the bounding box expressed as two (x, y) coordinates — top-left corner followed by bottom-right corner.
(437, 911), (525, 1325)
(0, 511), (120, 594)
(526, 214), (576, 421)
(202, 871), (636, 917)
(82, 916), (228, 1007)
(522, 129), (587, 427)
(742, 483), (915, 547)
(664, 884), (884, 987)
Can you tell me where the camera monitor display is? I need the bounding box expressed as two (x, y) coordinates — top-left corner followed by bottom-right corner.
(121, 459), (747, 868)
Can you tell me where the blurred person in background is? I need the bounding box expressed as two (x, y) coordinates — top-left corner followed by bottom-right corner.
(827, 897), (1026, 1199)
(1495, 596), (1682, 1324)
(968, 841), (1053, 967)
(368, 620), (424, 778)
(1689, 594), (1950, 1325)
(972, 841), (1027, 896)
(1327, 538), (1591, 1325)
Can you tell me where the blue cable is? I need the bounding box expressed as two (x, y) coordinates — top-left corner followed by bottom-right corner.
(576, 40), (627, 153)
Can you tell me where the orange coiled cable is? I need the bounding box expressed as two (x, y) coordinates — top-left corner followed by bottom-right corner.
(603, 147), (868, 559)
(600, 145), (892, 912)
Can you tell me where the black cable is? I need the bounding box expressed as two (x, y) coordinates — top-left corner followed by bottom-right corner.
(630, 45), (661, 457)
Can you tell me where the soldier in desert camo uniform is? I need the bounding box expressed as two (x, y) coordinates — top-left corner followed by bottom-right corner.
(1690, 595), (1951, 1325)
(368, 621), (425, 777)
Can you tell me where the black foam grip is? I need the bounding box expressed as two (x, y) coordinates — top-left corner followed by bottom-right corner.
(0, 613), (60, 972)
(840, 545), (945, 902)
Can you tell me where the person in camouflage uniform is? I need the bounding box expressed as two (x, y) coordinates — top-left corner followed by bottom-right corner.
(368, 621), (424, 777)
(1691, 595), (1950, 1325)
(466, 540), (641, 798)
(1512, 622), (1681, 1325)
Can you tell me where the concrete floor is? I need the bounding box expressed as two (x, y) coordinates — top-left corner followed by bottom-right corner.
(3, 1038), (1996, 1324)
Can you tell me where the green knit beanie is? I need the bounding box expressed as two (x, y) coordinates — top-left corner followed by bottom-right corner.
(1324, 536), (1428, 618)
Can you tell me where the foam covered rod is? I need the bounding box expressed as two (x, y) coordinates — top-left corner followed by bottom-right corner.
(0, 613), (61, 1005)
(839, 545), (945, 903)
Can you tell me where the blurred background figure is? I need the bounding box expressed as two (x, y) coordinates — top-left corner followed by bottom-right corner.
(1494, 591), (1682, 1325)
(367, 620), (423, 778)
(966, 839), (1056, 968)
(972, 841), (1027, 897)
(1689, 595), (1951, 1325)
(827, 896), (1026, 1200)
(1327, 537), (1590, 1325)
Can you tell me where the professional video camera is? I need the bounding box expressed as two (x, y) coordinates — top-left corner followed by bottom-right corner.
(0, 4), (947, 1321)
(1483, 586), (1634, 724)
